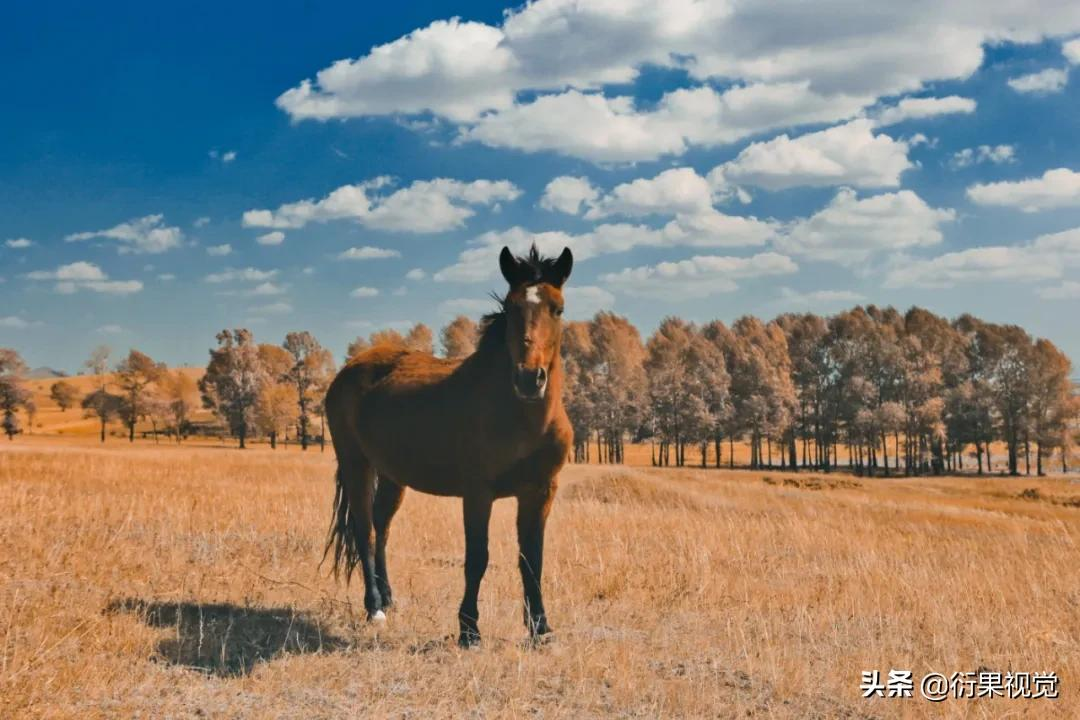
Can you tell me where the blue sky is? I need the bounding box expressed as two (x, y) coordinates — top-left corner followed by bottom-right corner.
(3, 1), (1080, 372)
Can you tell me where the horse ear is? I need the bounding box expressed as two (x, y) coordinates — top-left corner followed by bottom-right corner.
(499, 246), (523, 287)
(551, 247), (573, 288)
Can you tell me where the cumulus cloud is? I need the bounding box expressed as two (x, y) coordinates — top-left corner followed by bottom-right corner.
(711, 119), (912, 191)
(338, 246), (401, 260)
(773, 287), (866, 308)
(193, 216), (211, 228)
(540, 176), (599, 215)
(433, 210), (776, 284)
(564, 285), (616, 319)
(1065, 38), (1080, 64)
(949, 145), (1016, 169)
(275, 2), (1080, 162)
(209, 149), (237, 163)
(1037, 280), (1080, 299)
(872, 96), (976, 126)
(884, 227), (1080, 288)
(5, 238), (32, 249)
(585, 168), (714, 219)
(460, 84), (870, 163)
(350, 286), (379, 298)
(65, 214), (184, 254)
(437, 297), (497, 317)
(204, 267), (278, 283)
(778, 189), (955, 265)
(0, 316), (30, 328)
(256, 231), (285, 246)
(966, 168), (1080, 212)
(1007, 68), (1069, 94)
(405, 268), (426, 280)
(206, 244), (232, 256)
(600, 252), (798, 300)
(242, 177), (520, 233)
(26, 261), (143, 295)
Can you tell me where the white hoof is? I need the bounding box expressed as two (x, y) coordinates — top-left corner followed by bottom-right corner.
(370, 610), (387, 624)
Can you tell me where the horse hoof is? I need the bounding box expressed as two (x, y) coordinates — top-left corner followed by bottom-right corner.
(369, 610), (387, 624)
(457, 631), (481, 649)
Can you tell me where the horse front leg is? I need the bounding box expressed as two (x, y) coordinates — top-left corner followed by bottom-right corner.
(517, 480), (556, 639)
(458, 491), (493, 648)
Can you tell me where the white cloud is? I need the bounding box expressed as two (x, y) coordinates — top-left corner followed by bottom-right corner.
(774, 287), (866, 308)
(437, 297), (496, 317)
(949, 144), (1016, 169)
(872, 96), (976, 126)
(96, 324), (124, 334)
(1065, 38), (1080, 64)
(204, 267), (278, 283)
(338, 246), (401, 260)
(209, 149), (237, 163)
(158, 273), (176, 281)
(243, 177), (520, 233)
(711, 119), (912, 191)
(26, 261), (143, 295)
(256, 231), (285, 246)
(207, 243), (232, 256)
(65, 214), (184, 254)
(585, 167), (714, 219)
(1037, 280), (1080, 299)
(967, 168), (1080, 212)
(1008, 67), (1069, 94)
(540, 176), (599, 215)
(247, 282), (286, 296)
(779, 189), (955, 265)
(350, 286), (379, 298)
(434, 212), (775, 284)
(193, 216), (211, 228)
(601, 252), (798, 300)
(5, 238), (32, 249)
(276, 2), (1080, 162)
(460, 84), (870, 163)
(884, 227), (1080, 288)
(405, 268), (426, 280)
(0, 316), (29, 328)
(564, 285), (616, 319)
(249, 301), (292, 315)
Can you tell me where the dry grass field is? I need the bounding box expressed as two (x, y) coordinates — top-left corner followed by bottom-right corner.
(2, 437), (1078, 718)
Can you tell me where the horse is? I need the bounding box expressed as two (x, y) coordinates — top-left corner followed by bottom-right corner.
(323, 244), (574, 647)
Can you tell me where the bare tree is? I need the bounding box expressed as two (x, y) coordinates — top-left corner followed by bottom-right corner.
(440, 316), (479, 359)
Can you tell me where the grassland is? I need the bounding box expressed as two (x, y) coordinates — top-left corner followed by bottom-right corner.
(1, 436), (1078, 718)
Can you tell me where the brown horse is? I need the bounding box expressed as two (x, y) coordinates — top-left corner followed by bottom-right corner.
(324, 245), (574, 647)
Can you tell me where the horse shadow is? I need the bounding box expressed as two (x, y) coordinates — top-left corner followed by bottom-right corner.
(105, 598), (349, 677)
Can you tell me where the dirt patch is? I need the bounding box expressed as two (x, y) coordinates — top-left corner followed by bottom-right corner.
(564, 472), (703, 510)
(1018, 487), (1080, 508)
(761, 475), (862, 491)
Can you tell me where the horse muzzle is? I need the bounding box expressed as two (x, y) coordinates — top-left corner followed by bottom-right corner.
(512, 364), (548, 402)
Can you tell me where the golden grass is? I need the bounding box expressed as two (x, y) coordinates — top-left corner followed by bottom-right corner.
(1, 438), (1078, 718)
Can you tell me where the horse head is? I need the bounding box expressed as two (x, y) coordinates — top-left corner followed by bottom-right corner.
(498, 245), (573, 402)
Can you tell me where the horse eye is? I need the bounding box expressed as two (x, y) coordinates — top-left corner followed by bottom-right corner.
(553, 306), (563, 317)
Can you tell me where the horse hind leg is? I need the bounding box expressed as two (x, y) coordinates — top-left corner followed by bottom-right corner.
(372, 477), (405, 609)
(325, 450), (383, 621)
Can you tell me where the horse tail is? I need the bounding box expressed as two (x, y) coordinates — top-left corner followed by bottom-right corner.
(322, 462), (363, 584)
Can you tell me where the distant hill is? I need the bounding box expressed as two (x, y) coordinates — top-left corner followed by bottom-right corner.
(26, 367), (68, 379)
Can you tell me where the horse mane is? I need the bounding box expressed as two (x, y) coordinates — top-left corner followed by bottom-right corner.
(476, 245), (561, 354)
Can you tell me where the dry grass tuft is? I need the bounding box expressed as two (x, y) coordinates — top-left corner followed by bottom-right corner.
(1, 438), (1078, 718)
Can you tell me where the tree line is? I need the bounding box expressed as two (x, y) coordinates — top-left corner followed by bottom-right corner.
(562, 306), (1078, 477)
(1, 306), (1076, 476)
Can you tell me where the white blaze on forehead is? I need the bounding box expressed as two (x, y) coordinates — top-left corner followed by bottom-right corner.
(525, 286), (541, 304)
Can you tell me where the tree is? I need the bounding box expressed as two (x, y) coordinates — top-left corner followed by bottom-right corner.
(1027, 339), (1073, 475)
(561, 321), (597, 462)
(440, 316), (479, 359)
(200, 329), (266, 449)
(404, 323), (434, 354)
(115, 349), (166, 442)
(82, 388), (122, 442)
(588, 313), (647, 464)
(283, 331), (336, 450)
(49, 380), (80, 412)
(161, 370), (199, 442)
(84, 345), (112, 443)
(369, 329), (405, 347)
(345, 336), (370, 361)
(0, 349), (31, 440)
(255, 381), (297, 449)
